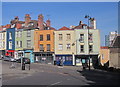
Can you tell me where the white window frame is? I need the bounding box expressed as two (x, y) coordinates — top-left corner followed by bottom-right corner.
(66, 44), (71, 50)
(58, 44), (63, 50)
(9, 41), (12, 49)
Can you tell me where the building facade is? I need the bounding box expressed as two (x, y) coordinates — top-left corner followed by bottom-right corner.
(22, 29), (35, 63)
(54, 27), (75, 65)
(100, 46), (110, 66)
(0, 29), (6, 56)
(71, 20), (100, 67)
(6, 28), (15, 57)
(34, 29), (55, 64)
(15, 29), (24, 59)
(74, 29), (100, 67)
(109, 35), (120, 69)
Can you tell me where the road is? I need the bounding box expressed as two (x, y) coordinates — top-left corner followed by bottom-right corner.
(1, 60), (120, 86)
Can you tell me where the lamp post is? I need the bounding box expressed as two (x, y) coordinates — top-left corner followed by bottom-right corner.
(72, 39), (80, 66)
(84, 15), (92, 71)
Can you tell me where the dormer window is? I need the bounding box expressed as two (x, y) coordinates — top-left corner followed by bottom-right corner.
(83, 25), (87, 29)
(11, 24), (15, 28)
(22, 23), (25, 27)
(29, 23), (34, 27)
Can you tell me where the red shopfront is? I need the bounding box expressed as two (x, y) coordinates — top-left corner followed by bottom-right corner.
(6, 50), (15, 57)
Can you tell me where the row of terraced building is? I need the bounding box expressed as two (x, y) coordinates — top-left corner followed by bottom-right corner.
(0, 14), (100, 67)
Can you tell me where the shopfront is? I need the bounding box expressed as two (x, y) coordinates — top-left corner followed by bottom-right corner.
(34, 52), (54, 64)
(55, 55), (73, 66)
(5, 50), (15, 57)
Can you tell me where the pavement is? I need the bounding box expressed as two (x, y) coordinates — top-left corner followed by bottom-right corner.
(1, 60), (120, 86)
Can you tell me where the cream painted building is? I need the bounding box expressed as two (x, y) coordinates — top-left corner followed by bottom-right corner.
(54, 26), (75, 65)
(0, 29), (6, 56)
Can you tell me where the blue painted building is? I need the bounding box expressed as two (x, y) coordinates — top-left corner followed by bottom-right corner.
(6, 28), (15, 57)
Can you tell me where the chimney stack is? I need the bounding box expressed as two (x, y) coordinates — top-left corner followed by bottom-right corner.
(46, 19), (51, 27)
(38, 14), (44, 30)
(14, 16), (19, 22)
(6, 24), (11, 29)
(90, 18), (96, 29)
(25, 14), (31, 27)
(79, 21), (83, 25)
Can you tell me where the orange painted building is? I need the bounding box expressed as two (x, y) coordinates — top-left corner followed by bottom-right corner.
(34, 29), (55, 52)
(100, 46), (110, 66)
(34, 29), (55, 64)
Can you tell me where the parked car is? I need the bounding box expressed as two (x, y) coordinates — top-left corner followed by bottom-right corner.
(3, 56), (11, 61)
(16, 58), (21, 63)
(10, 57), (16, 62)
(16, 57), (30, 64)
(0, 55), (4, 60)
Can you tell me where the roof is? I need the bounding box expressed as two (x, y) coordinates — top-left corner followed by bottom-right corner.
(111, 35), (120, 48)
(72, 24), (87, 29)
(100, 46), (109, 49)
(49, 27), (56, 30)
(59, 26), (71, 30)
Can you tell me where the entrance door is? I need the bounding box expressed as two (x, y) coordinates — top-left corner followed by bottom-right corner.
(76, 58), (82, 66)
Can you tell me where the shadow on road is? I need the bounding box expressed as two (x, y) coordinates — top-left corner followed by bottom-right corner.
(77, 69), (120, 86)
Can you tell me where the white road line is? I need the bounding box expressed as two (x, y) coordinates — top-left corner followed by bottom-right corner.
(50, 81), (62, 85)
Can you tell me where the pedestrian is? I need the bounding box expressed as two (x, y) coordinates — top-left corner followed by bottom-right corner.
(82, 59), (86, 70)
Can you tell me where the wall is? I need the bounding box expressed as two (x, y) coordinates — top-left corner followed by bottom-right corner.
(54, 30), (75, 55)
(74, 29), (100, 55)
(100, 48), (110, 66)
(6, 28), (15, 50)
(23, 29), (34, 50)
(15, 29), (24, 50)
(34, 30), (54, 52)
(109, 48), (120, 69)
(0, 31), (6, 50)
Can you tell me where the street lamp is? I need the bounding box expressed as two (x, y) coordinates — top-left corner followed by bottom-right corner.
(84, 15), (92, 71)
(72, 39), (81, 66)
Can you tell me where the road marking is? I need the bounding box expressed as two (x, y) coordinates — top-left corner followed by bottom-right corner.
(50, 81), (62, 85)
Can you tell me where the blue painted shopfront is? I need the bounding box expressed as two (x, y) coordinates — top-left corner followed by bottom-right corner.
(55, 55), (73, 66)
(23, 50), (34, 63)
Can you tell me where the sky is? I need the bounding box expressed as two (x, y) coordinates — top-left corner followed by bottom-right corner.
(1, 2), (118, 46)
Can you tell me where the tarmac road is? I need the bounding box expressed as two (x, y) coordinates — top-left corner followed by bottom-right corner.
(2, 60), (120, 86)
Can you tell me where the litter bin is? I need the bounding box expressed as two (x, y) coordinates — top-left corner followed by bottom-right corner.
(54, 60), (56, 65)
(22, 62), (25, 70)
